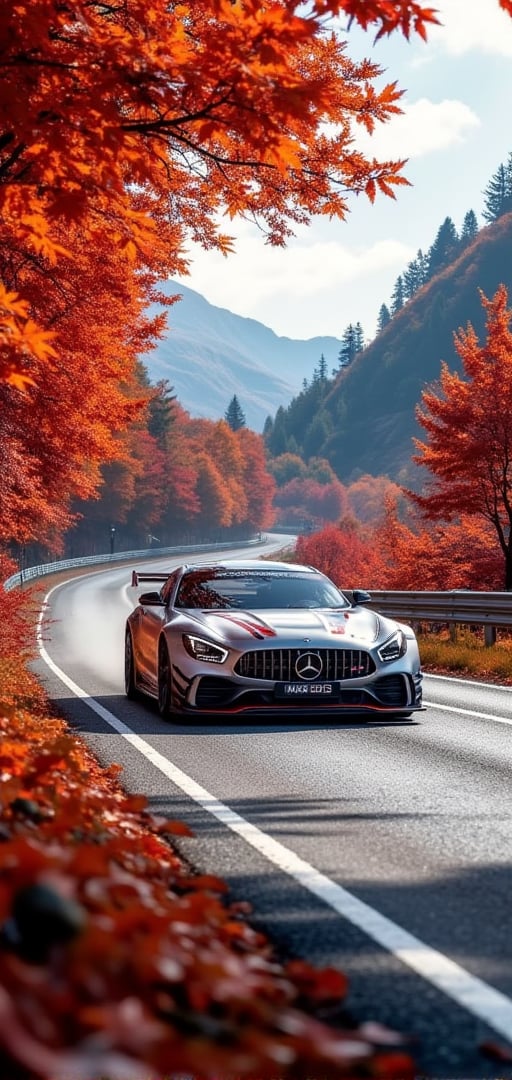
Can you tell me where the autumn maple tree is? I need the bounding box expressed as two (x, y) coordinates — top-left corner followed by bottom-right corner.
(3, 0), (512, 552)
(296, 520), (387, 588)
(236, 426), (276, 532)
(411, 285), (512, 590)
(0, 0), (422, 395)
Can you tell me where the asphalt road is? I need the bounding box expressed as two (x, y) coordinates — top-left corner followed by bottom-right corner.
(34, 538), (512, 1077)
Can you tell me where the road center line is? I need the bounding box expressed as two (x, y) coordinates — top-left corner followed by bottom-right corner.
(36, 583), (512, 1043)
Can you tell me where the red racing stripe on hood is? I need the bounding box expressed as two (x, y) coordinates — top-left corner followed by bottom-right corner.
(212, 613), (277, 639)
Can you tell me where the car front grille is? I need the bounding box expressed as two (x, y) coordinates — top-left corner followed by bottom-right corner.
(235, 648), (375, 682)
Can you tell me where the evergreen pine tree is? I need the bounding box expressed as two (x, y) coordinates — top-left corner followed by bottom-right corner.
(303, 410), (332, 458)
(460, 209), (478, 245)
(377, 303), (391, 333)
(286, 435), (300, 455)
(402, 249), (428, 300)
(403, 258), (421, 301)
(482, 161), (512, 223)
(267, 406), (288, 456)
(390, 275), (405, 315)
(354, 322), (365, 353)
(417, 248), (429, 284)
(224, 394), (246, 431)
(315, 353), (329, 381)
(427, 217), (458, 276)
(147, 377), (176, 447)
(338, 324), (360, 367)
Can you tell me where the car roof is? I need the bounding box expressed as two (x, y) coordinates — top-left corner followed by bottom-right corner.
(181, 560), (318, 574)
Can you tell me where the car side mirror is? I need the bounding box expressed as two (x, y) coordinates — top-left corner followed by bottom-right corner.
(138, 591), (164, 605)
(352, 589), (372, 606)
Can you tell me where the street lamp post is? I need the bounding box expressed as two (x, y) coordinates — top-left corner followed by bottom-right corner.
(19, 544), (26, 584)
(110, 527), (116, 556)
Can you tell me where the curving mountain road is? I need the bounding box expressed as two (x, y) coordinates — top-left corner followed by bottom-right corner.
(35, 538), (512, 1077)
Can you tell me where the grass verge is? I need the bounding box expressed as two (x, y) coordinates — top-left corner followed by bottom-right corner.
(419, 627), (512, 685)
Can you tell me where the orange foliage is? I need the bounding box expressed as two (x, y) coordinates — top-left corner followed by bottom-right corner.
(345, 474), (403, 523)
(275, 477), (347, 527)
(236, 427), (277, 531)
(0, 683), (415, 1079)
(0, 222), (160, 547)
(194, 453), (235, 531)
(64, 402), (277, 552)
(0, 0), (421, 393)
(196, 420), (249, 527)
(295, 501), (504, 592)
(296, 521), (386, 589)
(0, 556), (36, 664)
(326, 1), (439, 39)
(411, 285), (512, 589)
(0, 555), (49, 721)
(377, 503), (504, 590)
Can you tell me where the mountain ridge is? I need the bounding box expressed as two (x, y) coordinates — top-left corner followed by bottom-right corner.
(144, 280), (342, 430)
(261, 213), (512, 486)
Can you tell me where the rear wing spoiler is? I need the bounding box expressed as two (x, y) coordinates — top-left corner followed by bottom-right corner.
(131, 570), (169, 587)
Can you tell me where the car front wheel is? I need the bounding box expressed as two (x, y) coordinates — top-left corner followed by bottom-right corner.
(158, 639), (174, 718)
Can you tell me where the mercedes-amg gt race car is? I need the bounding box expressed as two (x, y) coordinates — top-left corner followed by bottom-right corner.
(125, 560), (423, 719)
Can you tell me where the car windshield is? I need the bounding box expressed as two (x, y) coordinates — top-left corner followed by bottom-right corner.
(175, 570), (349, 610)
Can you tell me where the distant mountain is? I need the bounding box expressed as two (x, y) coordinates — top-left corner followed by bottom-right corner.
(315, 213), (512, 485)
(143, 281), (342, 430)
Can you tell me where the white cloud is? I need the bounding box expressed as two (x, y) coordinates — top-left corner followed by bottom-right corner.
(354, 98), (480, 160)
(176, 227), (414, 338)
(431, 0), (512, 56)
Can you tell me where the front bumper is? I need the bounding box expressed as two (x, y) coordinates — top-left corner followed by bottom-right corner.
(182, 670), (424, 717)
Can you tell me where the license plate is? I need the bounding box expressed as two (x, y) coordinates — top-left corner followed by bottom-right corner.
(275, 682), (340, 700)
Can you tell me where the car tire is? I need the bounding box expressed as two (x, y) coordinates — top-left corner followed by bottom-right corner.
(125, 628), (138, 700)
(158, 639), (174, 718)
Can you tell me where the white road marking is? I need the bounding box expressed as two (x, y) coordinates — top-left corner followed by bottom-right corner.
(36, 581), (512, 1043)
(426, 671), (512, 692)
(424, 700), (512, 725)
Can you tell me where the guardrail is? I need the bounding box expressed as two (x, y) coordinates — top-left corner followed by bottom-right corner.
(367, 589), (512, 646)
(3, 538), (261, 592)
(367, 590), (511, 627)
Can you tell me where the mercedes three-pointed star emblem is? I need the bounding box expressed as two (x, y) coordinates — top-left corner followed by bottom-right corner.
(295, 651), (323, 681)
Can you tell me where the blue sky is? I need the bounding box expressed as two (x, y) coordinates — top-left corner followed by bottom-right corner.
(175, 0), (512, 342)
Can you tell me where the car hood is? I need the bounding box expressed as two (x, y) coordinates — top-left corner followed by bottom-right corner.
(183, 606), (396, 646)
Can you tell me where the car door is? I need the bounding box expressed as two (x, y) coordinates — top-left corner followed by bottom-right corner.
(136, 571), (181, 689)
(135, 593), (167, 690)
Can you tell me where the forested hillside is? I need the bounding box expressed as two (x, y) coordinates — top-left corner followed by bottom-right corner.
(326, 213), (512, 482)
(265, 213), (512, 484)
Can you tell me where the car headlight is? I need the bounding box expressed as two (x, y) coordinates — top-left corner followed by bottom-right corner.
(182, 635), (228, 663)
(378, 629), (407, 662)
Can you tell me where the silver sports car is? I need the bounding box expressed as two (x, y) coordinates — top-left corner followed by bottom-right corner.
(125, 560), (423, 719)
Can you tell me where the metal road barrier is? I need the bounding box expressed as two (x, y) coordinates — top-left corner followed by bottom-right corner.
(366, 589), (512, 645)
(367, 590), (512, 628)
(3, 539), (261, 592)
